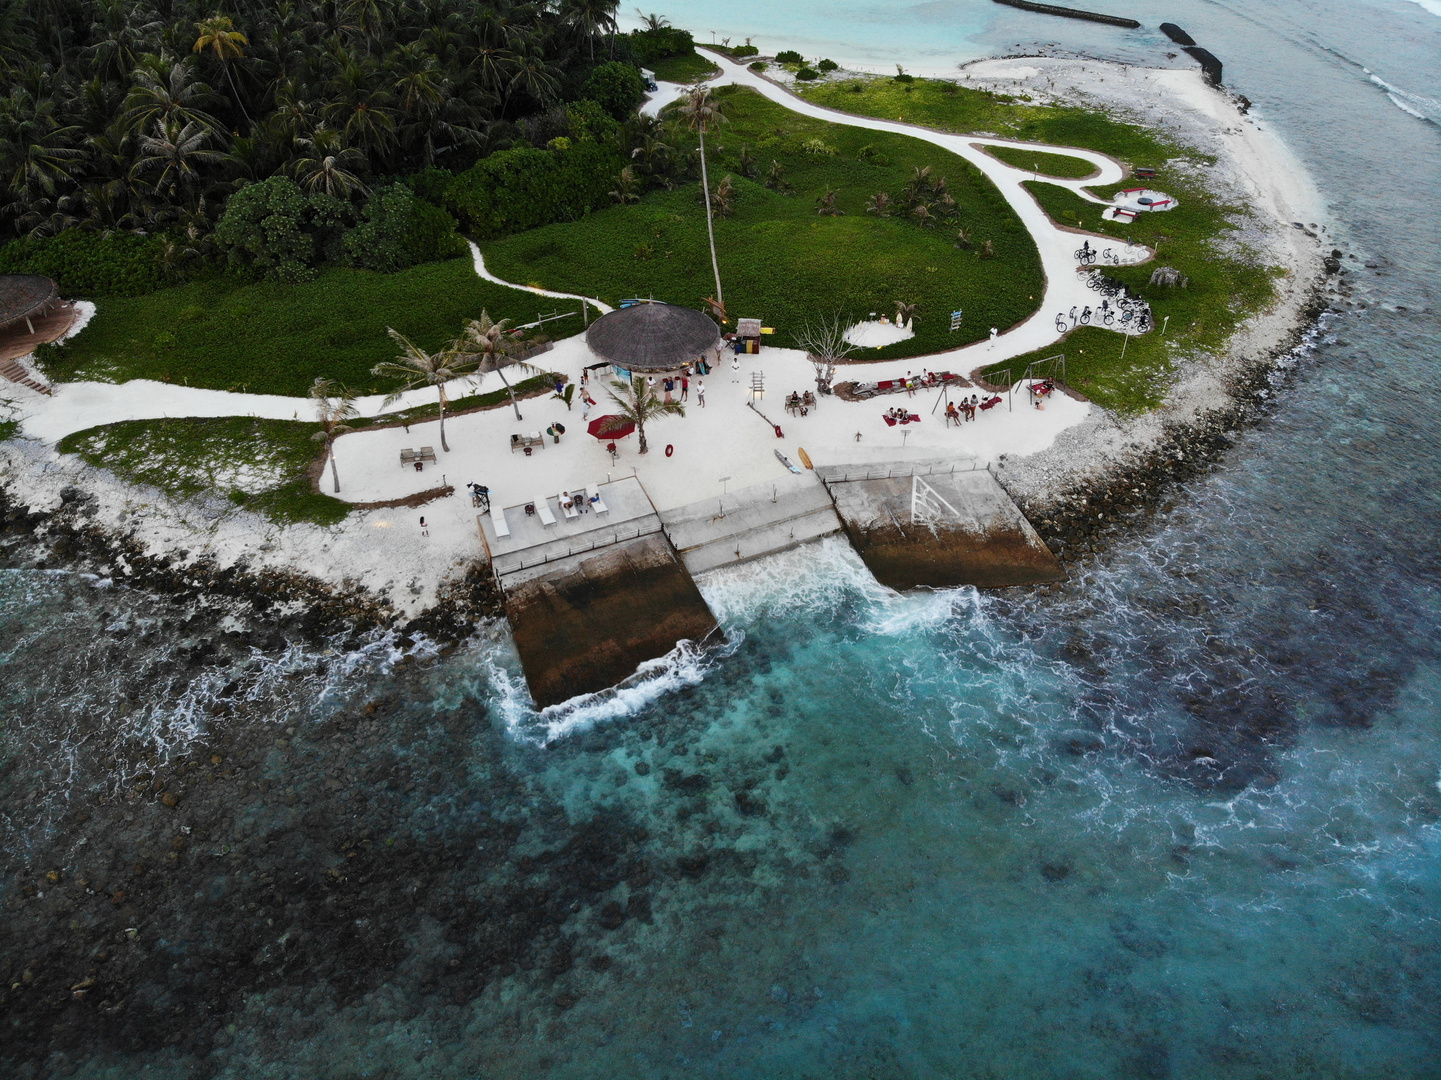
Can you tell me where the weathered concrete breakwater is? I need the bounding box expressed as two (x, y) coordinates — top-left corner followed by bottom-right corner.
(991, 0), (1140, 30)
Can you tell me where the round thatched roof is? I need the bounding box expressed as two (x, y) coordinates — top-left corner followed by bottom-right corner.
(0, 274), (57, 331)
(585, 302), (720, 373)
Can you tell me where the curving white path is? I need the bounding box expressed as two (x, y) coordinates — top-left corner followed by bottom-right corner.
(19, 57), (1143, 445)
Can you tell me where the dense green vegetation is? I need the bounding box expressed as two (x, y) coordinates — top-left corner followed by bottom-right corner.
(485, 86), (1044, 359)
(988, 180), (1278, 412)
(0, 231), (173, 296)
(442, 140), (628, 239)
(39, 258), (585, 397)
(800, 77), (1182, 166)
(650, 53), (722, 83)
(983, 145), (1099, 179)
(57, 417), (350, 525)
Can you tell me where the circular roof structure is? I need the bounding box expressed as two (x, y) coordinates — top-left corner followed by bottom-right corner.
(0, 274), (57, 331)
(585, 302), (720, 373)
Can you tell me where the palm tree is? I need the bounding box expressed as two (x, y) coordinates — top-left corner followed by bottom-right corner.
(372, 329), (474, 453)
(193, 14), (253, 128)
(310, 377), (359, 494)
(292, 128), (368, 198)
(609, 164), (640, 203)
(121, 61), (223, 137)
(452, 311), (545, 422)
(562, 0), (618, 62)
(678, 86), (728, 309)
(605, 375), (683, 454)
(637, 10), (670, 31)
(865, 191), (892, 217)
(131, 119), (230, 209)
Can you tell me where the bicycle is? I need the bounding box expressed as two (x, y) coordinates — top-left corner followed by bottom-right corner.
(1055, 313), (1069, 334)
(1074, 245), (1096, 265)
(1079, 306), (1092, 325)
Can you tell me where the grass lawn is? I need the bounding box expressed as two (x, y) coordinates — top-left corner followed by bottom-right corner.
(990, 179), (1279, 412)
(983, 144), (1100, 178)
(799, 77), (1187, 167)
(483, 86), (1043, 360)
(650, 52), (722, 83)
(57, 417), (351, 526)
(40, 257), (585, 398)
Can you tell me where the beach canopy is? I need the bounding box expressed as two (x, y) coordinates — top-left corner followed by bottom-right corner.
(587, 415), (635, 440)
(585, 301), (720, 373)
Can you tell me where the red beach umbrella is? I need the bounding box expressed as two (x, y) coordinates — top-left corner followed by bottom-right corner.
(587, 415), (635, 440)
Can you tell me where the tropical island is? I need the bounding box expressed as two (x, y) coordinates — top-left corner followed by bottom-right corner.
(0, 7), (1326, 705)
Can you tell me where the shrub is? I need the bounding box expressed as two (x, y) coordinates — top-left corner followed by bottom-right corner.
(749, 61), (767, 72)
(582, 61), (647, 119)
(729, 44), (759, 58)
(343, 183), (466, 272)
(444, 142), (628, 239)
(818, 59), (838, 72)
(214, 176), (354, 283)
(776, 49), (803, 64)
(629, 26), (696, 64)
(795, 67), (819, 81)
(801, 137), (837, 155)
(404, 168), (453, 207)
(857, 145), (892, 167)
(0, 230), (171, 296)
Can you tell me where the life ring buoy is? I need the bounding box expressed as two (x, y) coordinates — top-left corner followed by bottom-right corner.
(665, 444), (674, 457)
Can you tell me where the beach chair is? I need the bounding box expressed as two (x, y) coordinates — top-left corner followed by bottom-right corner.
(490, 506), (511, 539)
(587, 486), (609, 514)
(535, 498), (558, 526)
(417, 446), (437, 464)
(399, 449), (416, 467)
(558, 494), (580, 521)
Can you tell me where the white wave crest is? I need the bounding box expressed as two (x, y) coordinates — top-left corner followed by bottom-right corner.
(1366, 71), (1439, 121)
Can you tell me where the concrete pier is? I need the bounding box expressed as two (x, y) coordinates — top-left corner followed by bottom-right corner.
(819, 461), (1064, 590)
(479, 478), (718, 708)
(660, 473), (843, 575)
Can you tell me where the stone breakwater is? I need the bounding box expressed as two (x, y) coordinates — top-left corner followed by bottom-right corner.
(1006, 291), (1331, 567)
(0, 483), (505, 650)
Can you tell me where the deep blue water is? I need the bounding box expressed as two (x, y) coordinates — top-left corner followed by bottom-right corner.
(3, 2), (1439, 1076)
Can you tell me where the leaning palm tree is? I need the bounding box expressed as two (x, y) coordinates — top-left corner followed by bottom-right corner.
(452, 311), (545, 422)
(193, 14), (252, 128)
(678, 85), (729, 310)
(372, 329), (473, 453)
(310, 377), (359, 494)
(605, 375), (683, 454)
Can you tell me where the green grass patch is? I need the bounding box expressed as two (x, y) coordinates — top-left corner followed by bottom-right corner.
(986, 180), (1278, 412)
(375, 372), (561, 425)
(58, 416), (350, 526)
(41, 257), (585, 397)
(799, 77), (1186, 166)
(983, 144), (1099, 179)
(650, 52), (721, 83)
(483, 86), (1043, 360)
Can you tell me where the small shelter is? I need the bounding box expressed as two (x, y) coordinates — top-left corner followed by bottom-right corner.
(585, 301), (720, 374)
(733, 318), (763, 355)
(0, 275), (58, 336)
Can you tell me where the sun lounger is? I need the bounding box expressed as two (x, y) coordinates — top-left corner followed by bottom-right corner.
(417, 446), (437, 464)
(587, 486), (609, 514)
(490, 505), (511, 539)
(399, 449), (416, 466)
(559, 495), (580, 521)
(535, 498), (557, 526)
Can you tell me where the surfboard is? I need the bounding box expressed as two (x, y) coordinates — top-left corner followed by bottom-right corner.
(797, 447), (814, 470)
(774, 450), (802, 474)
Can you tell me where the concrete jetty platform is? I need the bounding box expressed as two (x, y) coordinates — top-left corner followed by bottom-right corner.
(818, 460), (1064, 590)
(660, 473), (843, 575)
(478, 478), (718, 708)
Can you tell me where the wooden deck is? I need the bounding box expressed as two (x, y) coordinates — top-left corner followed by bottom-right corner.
(0, 303), (76, 395)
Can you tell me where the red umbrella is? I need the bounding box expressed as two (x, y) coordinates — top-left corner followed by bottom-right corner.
(587, 415), (635, 440)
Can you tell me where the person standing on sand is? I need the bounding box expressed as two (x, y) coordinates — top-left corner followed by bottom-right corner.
(681, 375), (690, 401)
(697, 380), (706, 407)
(731, 355), (741, 382)
(989, 327), (998, 348)
(419, 516), (429, 537)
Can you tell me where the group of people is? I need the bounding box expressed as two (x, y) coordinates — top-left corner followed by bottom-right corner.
(885, 406), (918, 424)
(559, 489), (597, 514)
(944, 395), (986, 424)
(785, 390), (817, 416)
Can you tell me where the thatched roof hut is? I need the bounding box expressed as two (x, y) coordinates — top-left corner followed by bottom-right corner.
(0, 274), (58, 332)
(585, 302), (720, 373)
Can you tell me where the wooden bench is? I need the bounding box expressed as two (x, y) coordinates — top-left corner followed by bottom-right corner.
(417, 446), (436, 464)
(510, 432), (544, 452)
(399, 449), (417, 467)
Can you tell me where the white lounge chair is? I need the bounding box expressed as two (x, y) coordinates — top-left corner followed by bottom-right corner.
(558, 493), (580, 521)
(536, 498), (558, 526)
(490, 505), (511, 539)
(587, 486), (609, 514)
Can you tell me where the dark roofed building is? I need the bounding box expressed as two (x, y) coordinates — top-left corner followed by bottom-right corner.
(0, 275), (58, 334)
(585, 301), (720, 373)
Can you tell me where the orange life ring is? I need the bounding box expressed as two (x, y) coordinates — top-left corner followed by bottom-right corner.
(665, 444), (674, 457)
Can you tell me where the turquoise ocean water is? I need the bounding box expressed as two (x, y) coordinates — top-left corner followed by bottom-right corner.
(2, 1), (1439, 1076)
